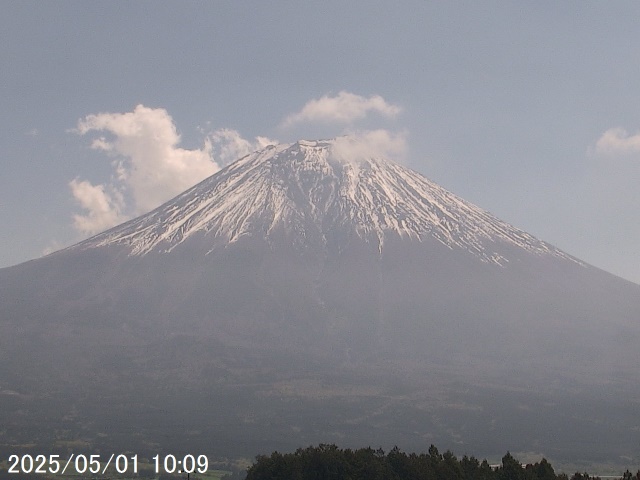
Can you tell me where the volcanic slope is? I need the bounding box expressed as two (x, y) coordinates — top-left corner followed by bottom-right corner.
(1, 139), (639, 466)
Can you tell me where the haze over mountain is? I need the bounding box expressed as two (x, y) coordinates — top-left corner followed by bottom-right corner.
(1, 138), (639, 468)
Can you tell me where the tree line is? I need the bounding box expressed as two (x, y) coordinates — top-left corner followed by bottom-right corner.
(243, 444), (640, 480)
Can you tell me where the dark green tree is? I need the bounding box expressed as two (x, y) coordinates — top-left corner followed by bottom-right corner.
(500, 452), (524, 480)
(528, 458), (556, 480)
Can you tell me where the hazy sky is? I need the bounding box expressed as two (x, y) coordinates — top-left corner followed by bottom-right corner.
(2, 2), (640, 284)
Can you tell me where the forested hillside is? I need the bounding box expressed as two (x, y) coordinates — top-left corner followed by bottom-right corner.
(244, 444), (640, 480)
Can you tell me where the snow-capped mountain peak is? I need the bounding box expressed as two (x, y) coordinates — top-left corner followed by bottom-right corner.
(77, 138), (577, 265)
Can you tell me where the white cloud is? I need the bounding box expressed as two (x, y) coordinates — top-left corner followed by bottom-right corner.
(282, 91), (402, 127)
(331, 130), (408, 163)
(210, 128), (277, 165)
(69, 178), (126, 234)
(594, 127), (640, 156)
(281, 91), (406, 163)
(71, 105), (272, 235)
(75, 105), (220, 215)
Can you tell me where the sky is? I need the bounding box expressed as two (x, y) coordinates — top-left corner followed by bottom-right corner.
(1, 1), (640, 284)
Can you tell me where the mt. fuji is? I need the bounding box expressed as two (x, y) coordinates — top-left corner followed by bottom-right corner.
(1, 138), (639, 467)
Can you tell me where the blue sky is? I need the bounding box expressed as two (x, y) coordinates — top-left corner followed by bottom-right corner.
(2, 1), (640, 284)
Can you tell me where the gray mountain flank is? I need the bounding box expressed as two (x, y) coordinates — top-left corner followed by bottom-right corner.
(1, 139), (638, 468)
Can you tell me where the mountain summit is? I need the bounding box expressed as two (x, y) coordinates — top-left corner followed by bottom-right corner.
(78, 139), (574, 265)
(1, 138), (639, 465)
